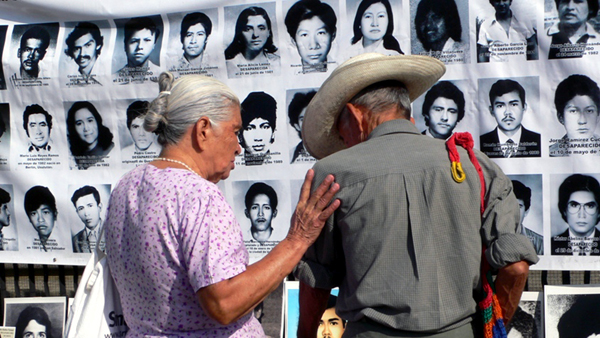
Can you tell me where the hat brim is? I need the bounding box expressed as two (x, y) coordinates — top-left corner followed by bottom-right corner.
(302, 53), (446, 160)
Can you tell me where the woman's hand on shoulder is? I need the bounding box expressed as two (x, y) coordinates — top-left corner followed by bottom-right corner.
(287, 169), (340, 247)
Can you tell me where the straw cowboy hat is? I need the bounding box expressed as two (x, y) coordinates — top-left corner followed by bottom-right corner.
(302, 53), (446, 159)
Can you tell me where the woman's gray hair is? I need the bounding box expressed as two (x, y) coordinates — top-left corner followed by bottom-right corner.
(145, 72), (240, 146)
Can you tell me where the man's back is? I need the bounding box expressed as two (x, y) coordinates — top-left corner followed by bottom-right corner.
(297, 119), (537, 332)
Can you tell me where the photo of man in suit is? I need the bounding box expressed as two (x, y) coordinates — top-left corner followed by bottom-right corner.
(551, 174), (600, 256)
(512, 180), (543, 255)
(23, 104), (53, 153)
(24, 186), (66, 252)
(71, 185), (104, 253)
(480, 79), (541, 158)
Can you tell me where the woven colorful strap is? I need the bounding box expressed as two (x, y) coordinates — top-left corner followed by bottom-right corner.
(446, 132), (507, 338)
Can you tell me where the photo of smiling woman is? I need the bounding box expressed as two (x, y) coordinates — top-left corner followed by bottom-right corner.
(347, 0), (403, 57)
(66, 101), (115, 170)
(224, 5), (280, 78)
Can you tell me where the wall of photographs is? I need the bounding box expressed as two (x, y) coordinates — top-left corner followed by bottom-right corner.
(0, 0), (598, 270)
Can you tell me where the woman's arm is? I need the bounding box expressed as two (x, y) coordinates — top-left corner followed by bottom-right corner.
(197, 169), (340, 325)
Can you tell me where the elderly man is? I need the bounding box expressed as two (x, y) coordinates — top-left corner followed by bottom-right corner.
(294, 53), (538, 337)
(64, 22), (104, 85)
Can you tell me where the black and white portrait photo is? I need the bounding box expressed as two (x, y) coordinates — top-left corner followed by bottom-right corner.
(546, 0), (600, 59)
(550, 174), (600, 256)
(3, 297), (66, 338)
(60, 20), (110, 87)
(9, 23), (59, 88)
(549, 74), (600, 157)
(0, 25), (8, 90)
(224, 3), (281, 78)
(478, 77), (541, 158)
(22, 185), (72, 253)
(0, 103), (10, 168)
(476, 0), (538, 62)
(411, 0), (470, 64)
(545, 285), (600, 338)
(166, 10), (220, 78)
(287, 89), (317, 164)
(345, 0), (404, 59)
(233, 180), (291, 264)
(0, 184), (18, 251)
(119, 100), (161, 168)
(284, 0), (338, 74)
(236, 91), (283, 166)
(508, 292), (543, 338)
(508, 175), (544, 256)
(69, 184), (109, 253)
(65, 101), (115, 170)
(113, 16), (163, 85)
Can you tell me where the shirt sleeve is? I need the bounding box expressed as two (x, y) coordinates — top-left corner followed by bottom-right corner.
(478, 153), (539, 269)
(180, 184), (248, 291)
(294, 167), (346, 290)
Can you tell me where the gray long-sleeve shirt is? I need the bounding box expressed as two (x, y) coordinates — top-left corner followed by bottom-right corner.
(294, 119), (539, 333)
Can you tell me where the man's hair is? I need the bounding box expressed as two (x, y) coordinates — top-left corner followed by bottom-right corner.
(558, 174), (600, 224)
(555, 0), (599, 19)
(351, 0), (402, 54)
(557, 294), (600, 338)
(225, 6), (278, 60)
(22, 104), (53, 136)
(71, 185), (100, 207)
(64, 21), (104, 58)
(126, 100), (150, 129)
(0, 187), (10, 205)
(66, 101), (114, 157)
(285, 0), (337, 40)
(244, 182), (278, 211)
(180, 12), (213, 44)
(288, 90), (316, 126)
(16, 306), (53, 338)
(24, 185), (57, 215)
(489, 79), (526, 106)
(347, 80), (412, 119)
(415, 0), (462, 50)
(241, 91), (277, 130)
(421, 81), (465, 126)
(324, 295), (347, 328)
(20, 25), (51, 51)
(512, 180), (531, 211)
(123, 16), (161, 45)
(554, 74), (600, 124)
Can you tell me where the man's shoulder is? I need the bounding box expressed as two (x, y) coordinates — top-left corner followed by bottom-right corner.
(480, 129), (498, 142)
(72, 229), (85, 240)
(520, 127), (541, 142)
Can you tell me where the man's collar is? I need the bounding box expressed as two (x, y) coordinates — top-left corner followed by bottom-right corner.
(28, 141), (51, 152)
(496, 126), (522, 145)
(368, 119), (420, 140)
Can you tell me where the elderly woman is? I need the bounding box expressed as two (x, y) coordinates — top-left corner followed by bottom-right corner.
(105, 72), (340, 337)
(66, 101), (115, 169)
(549, 74), (600, 157)
(225, 6), (280, 76)
(348, 0), (403, 56)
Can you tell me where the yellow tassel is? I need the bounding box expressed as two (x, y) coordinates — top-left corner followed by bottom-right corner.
(451, 162), (466, 183)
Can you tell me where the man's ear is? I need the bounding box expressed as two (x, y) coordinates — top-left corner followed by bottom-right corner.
(291, 37), (297, 48)
(17, 48), (21, 58)
(524, 208), (529, 218)
(489, 105), (494, 116)
(523, 102), (527, 112)
(39, 49), (47, 60)
(98, 203), (103, 213)
(273, 209), (277, 218)
(345, 103), (365, 133)
(194, 117), (212, 150)
(245, 209), (250, 219)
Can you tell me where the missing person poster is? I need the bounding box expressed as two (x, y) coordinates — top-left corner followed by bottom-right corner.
(0, 0), (598, 272)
